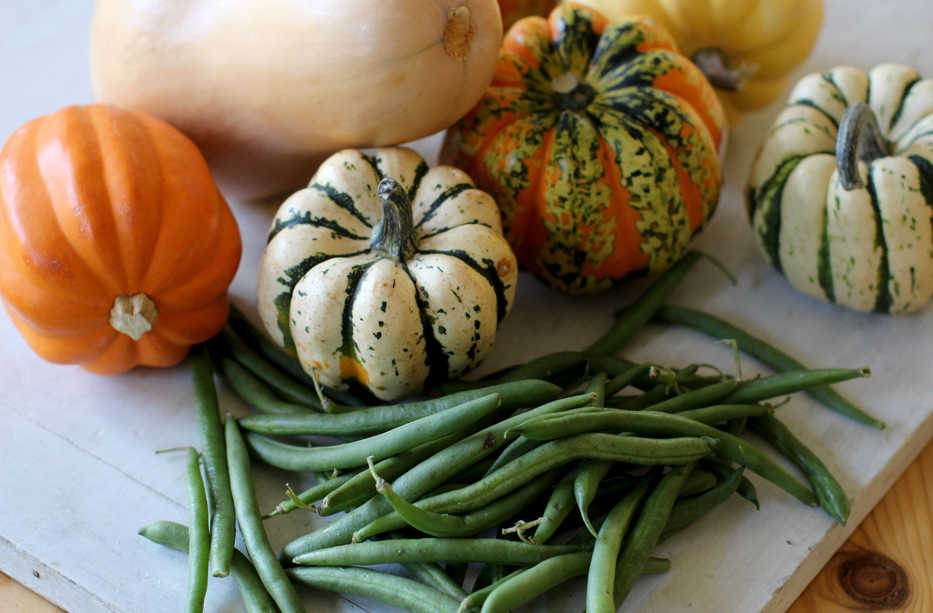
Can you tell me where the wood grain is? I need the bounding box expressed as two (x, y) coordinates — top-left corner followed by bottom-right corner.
(0, 571), (61, 612)
(2, 436), (932, 612)
(790, 437), (933, 612)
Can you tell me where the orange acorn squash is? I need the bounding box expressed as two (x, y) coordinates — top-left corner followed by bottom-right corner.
(445, 4), (724, 294)
(0, 104), (242, 374)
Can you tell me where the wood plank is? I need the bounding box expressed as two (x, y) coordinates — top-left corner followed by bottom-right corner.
(790, 437), (933, 612)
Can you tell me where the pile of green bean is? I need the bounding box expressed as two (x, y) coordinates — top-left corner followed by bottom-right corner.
(139, 250), (878, 613)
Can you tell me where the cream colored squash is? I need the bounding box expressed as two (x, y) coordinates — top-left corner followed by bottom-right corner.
(89, 0), (503, 200)
(747, 64), (933, 314)
(258, 147), (518, 400)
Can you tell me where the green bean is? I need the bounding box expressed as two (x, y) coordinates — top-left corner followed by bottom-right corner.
(533, 469), (578, 544)
(723, 368), (870, 404)
(282, 393), (595, 558)
(643, 379), (740, 413)
(703, 458), (759, 509)
(585, 372), (608, 406)
(292, 538), (587, 567)
(483, 435), (542, 477)
(614, 462), (694, 608)
(661, 466), (744, 541)
(225, 418), (304, 613)
(515, 409), (817, 506)
(605, 364), (652, 396)
(227, 303), (367, 408)
(494, 351), (588, 384)
(241, 379), (561, 436)
(264, 473), (353, 518)
(216, 327), (323, 408)
(368, 459), (559, 539)
(608, 384), (670, 410)
(351, 433), (712, 542)
(188, 347), (236, 577)
(245, 393), (500, 472)
(138, 521), (276, 613)
(459, 555), (669, 613)
(586, 478), (653, 613)
(573, 460), (613, 538)
(676, 403), (772, 425)
(585, 250), (702, 357)
(215, 355), (312, 415)
(183, 448), (210, 613)
(320, 434), (461, 514)
(653, 305), (884, 428)
(403, 562), (468, 601)
(749, 414), (850, 524)
(678, 469), (718, 497)
(287, 566), (460, 613)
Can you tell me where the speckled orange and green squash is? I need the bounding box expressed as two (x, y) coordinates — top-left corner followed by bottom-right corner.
(446, 4), (725, 294)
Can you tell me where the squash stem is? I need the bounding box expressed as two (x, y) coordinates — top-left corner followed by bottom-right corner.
(691, 48), (755, 92)
(110, 292), (158, 340)
(836, 101), (891, 190)
(371, 178), (417, 260)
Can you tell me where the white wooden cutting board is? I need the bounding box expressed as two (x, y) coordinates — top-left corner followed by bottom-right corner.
(1, 2), (932, 612)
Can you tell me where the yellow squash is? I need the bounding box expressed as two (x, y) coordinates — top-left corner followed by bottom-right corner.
(569, 0), (823, 122)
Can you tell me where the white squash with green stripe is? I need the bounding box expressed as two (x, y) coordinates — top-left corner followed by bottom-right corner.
(258, 147), (518, 400)
(747, 64), (933, 313)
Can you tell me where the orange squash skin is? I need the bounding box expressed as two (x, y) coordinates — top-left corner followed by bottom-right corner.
(447, 4), (724, 294)
(0, 104), (241, 374)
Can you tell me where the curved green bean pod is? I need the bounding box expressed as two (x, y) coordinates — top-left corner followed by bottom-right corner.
(138, 521), (276, 613)
(676, 403), (772, 425)
(614, 462), (695, 608)
(214, 355), (312, 415)
(483, 434), (542, 477)
(244, 394), (500, 472)
(320, 434), (460, 514)
(533, 469), (578, 545)
(287, 566), (460, 613)
(183, 448), (210, 613)
(189, 346), (235, 577)
(241, 379), (560, 436)
(724, 368), (870, 405)
(282, 393), (595, 558)
(368, 459), (558, 539)
(644, 379), (740, 413)
(586, 478), (653, 613)
(225, 418), (304, 613)
(605, 364), (652, 396)
(584, 250), (702, 357)
(653, 305), (884, 428)
(661, 466), (744, 541)
(292, 538), (587, 567)
(515, 409), (817, 506)
(573, 460), (613, 538)
(749, 414), (850, 524)
(352, 433), (712, 542)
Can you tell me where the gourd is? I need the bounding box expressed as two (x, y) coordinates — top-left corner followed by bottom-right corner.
(89, 0), (503, 200)
(499, 0), (557, 29)
(570, 0), (823, 122)
(444, 4), (724, 294)
(0, 104), (242, 374)
(747, 64), (933, 314)
(258, 147), (518, 401)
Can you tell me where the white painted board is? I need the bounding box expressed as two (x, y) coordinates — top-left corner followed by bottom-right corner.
(1, 2), (932, 612)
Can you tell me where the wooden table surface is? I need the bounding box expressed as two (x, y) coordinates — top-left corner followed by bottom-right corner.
(3, 434), (930, 612)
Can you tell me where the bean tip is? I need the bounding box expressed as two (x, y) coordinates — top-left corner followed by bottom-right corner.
(859, 366), (871, 378)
